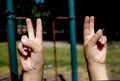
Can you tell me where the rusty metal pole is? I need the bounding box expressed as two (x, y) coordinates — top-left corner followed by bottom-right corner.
(52, 20), (58, 81)
(52, 16), (69, 81)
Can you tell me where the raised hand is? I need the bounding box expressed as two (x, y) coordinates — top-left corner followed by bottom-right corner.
(18, 18), (44, 81)
(83, 16), (107, 64)
(83, 16), (108, 80)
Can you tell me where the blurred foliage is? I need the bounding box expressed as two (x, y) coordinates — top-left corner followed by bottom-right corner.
(0, 0), (120, 41)
(15, 0), (68, 19)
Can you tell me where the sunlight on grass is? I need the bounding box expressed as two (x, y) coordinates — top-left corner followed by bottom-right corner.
(0, 41), (120, 80)
(0, 66), (10, 74)
(0, 42), (9, 67)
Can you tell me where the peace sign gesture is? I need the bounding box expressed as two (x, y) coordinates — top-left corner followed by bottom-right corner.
(83, 16), (107, 64)
(83, 16), (108, 80)
(18, 18), (44, 81)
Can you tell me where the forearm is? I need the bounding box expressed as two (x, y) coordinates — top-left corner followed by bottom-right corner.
(23, 67), (44, 81)
(87, 62), (108, 81)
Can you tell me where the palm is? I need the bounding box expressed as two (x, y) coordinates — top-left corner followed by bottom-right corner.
(18, 18), (44, 71)
(83, 16), (107, 64)
(86, 44), (106, 64)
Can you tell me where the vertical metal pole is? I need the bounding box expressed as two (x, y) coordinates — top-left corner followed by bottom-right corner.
(52, 17), (70, 81)
(52, 20), (58, 81)
(68, 0), (78, 81)
(6, 0), (18, 80)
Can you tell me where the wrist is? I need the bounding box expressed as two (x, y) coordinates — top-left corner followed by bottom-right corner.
(88, 62), (106, 71)
(23, 66), (44, 81)
(87, 60), (106, 66)
(87, 62), (108, 80)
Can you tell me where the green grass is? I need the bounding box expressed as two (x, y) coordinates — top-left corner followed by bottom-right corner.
(44, 47), (71, 66)
(0, 41), (120, 79)
(0, 42), (9, 67)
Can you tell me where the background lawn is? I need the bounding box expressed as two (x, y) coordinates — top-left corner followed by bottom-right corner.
(0, 41), (120, 80)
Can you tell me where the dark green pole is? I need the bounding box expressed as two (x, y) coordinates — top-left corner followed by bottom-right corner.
(6, 0), (18, 80)
(68, 0), (78, 81)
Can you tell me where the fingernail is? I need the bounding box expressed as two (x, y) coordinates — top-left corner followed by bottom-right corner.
(23, 52), (28, 56)
(101, 40), (105, 44)
(23, 47), (27, 50)
(26, 18), (30, 22)
(37, 18), (41, 21)
(98, 29), (102, 34)
(21, 39), (27, 43)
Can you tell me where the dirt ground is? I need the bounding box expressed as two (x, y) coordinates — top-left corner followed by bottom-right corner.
(0, 67), (89, 81)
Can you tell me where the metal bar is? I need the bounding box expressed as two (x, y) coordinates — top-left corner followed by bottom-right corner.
(6, 0), (18, 80)
(52, 16), (69, 81)
(68, 0), (78, 81)
(56, 16), (69, 20)
(52, 20), (58, 81)
(16, 16), (26, 19)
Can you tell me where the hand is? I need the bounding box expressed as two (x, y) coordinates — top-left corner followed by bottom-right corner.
(83, 16), (107, 65)
(18, 18), (44, 72)
(83, 16), (108, 80)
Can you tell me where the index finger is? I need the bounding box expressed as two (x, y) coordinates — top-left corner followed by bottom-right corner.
(26, 18), (35, 39)
(83, 16), (90, 40)
(89, 16), (95, 36)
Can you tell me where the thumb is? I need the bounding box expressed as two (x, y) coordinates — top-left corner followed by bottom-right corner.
(21, 38), (42, 53)
(89, 29), (103, 46)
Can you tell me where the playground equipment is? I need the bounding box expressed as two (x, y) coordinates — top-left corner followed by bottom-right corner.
(52, 16), (69, 81)
(68, 0), (78, 81)
(6, 0), (77, 80)
(6, 0), (18, 80)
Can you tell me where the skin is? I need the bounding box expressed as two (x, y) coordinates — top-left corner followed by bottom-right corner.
(83, 16), (108, 80)
(18, 18), (44, 81)
(17, 16), (108, 81)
